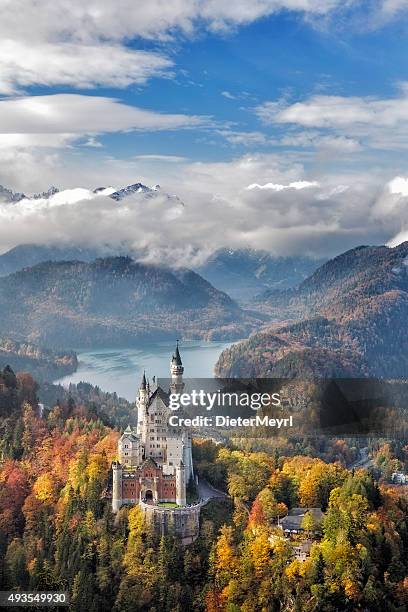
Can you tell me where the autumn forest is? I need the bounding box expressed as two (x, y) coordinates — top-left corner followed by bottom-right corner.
(0, 366), (407, 611)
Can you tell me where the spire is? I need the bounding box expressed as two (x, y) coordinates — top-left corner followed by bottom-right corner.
(172, 340), (182, 366)
(141, 370), (147, 390)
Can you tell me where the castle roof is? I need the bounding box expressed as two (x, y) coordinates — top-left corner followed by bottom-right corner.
(121, 425), (138, 441)
(140, 456), (159, 470)
(147, 385), (170, 407)
(140, 371), (147, 390)
(172, 341), (182, 366)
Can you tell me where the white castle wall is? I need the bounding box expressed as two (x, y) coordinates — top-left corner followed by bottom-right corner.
(140, 501), (201, 545)
(112, 461), (122, 513)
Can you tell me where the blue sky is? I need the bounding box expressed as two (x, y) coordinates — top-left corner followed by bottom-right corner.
(18, 9), (407, 166)
(2, 1), (408, 258)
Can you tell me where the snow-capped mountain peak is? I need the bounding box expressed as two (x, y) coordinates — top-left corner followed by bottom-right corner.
(32, 186), (60, 200)
(0, 181), (184, 207)
(109, 182), (154, 201)
(0, 185), (27, 203)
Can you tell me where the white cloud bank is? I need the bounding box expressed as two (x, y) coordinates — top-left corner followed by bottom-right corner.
(247, 180), (319, 191)
(0, 0), (346, 95)
(0, 40), (173, 95)
(0, 94), (210, 149)
(1, 156), (408, 262)
(256, 84), (408, 151)
(0, 1), (403, 95)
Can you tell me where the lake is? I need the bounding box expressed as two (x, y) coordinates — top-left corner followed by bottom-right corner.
(55, 339), (235, 401)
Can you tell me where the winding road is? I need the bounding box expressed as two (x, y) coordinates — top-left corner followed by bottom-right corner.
(197, 479), (229, 505)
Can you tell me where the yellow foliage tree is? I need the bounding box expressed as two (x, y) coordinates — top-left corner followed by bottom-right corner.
(33, 473), (57, 503)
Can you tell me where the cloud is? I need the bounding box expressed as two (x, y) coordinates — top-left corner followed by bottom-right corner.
(377, 0), (408, 18)
(221, 91), (236, 100)
(247, 180), (319, 190)
(0, 1), (405, 96)
(81, 137), (103, 148)
(132, 154), (189, 162)
(217, 130), (268, 146)
(0, 1), (350, 43)
(258, 95), (386, 128)
(0, 0), (352, 95)
(388, 176), (408, 196)
(0, 2), (187, 94)
(176, 153), (306, 199)
(256, 85), (408, 152)
(0, 40), (173, 95)
(279, 131), (362, 152)
(1, 152), (407, 262)
(0, 94), (211, 149)
(197, 0), (350, 31)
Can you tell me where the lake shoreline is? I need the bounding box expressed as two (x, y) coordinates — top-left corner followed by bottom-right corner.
(55, 339), (237, 401)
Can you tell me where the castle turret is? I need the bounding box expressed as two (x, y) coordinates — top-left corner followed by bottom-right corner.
(140, 370), (147, 397)
(112, 461), (122, 513)
(175, 463), (186, 506)
(182, 431), (194, 483)
(137, 371), (149, 435)
(170, 341), (184, 395)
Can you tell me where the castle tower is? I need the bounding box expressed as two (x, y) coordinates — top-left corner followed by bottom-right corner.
(136, 371), (149, 436)
(175, 463), (186, 506)
(170, 341), (184, 395)
(182, 431), (194, 483)
(119, 426), (141, 466)
(112, 461), (122, 513)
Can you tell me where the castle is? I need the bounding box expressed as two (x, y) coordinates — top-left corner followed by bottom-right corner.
(111, 343), (194, 514)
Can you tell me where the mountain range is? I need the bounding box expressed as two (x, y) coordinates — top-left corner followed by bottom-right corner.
(0, 256), (258, 348)
(216, 242), (408, 378)
(1, 238), (407, 381)
(196, 248), (324, 301)
(0, 244), (322, 302)
(0, 185), (60, 203)
(0, 181), (180, 205)
(3, 179), (408, 381)
(0, 244), (100, 277)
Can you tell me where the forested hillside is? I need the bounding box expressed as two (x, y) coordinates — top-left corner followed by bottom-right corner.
(217, 242), (408, 377)
(0, 337), (77, 382)
(0, 257), (258, 348)
(1, 366), (407, 611)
